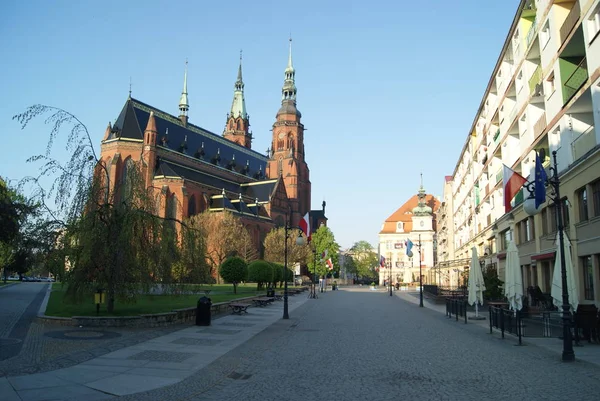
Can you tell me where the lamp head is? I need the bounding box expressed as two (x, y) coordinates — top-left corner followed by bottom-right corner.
(296, 233), (306, 246)
(523, 194), (542, 216)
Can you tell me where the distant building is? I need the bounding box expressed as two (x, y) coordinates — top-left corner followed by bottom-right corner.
(378, 183), (441, 286)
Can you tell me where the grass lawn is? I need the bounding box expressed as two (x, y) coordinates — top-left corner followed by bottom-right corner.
(44, 282), (303, 317)
(0, 281), (19, 287)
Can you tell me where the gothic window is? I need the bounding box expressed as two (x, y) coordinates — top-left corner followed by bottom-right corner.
(188, 194), (196, 217)
(278, 157), (283, 175)
(155, 193), (162, 215)
(166, 193), (177, 231)
(119, 158), (134, 205)
(236, 120), (241, 130)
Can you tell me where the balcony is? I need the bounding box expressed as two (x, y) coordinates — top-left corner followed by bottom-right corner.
(571, 126), (596, 161)
(496, 169), (503, 184)
(533, 113), (547, 139)
(493, 129), (501, 144)
(526, 18), (538, 47)
(560, 4), (580, 44)
(528, 65), (542, 93)
(562, 58), (588, 105)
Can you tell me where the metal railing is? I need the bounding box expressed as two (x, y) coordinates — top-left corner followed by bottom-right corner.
(571, 126), (596, 161)
(563, 57), (588, 105)
(446, 298), (468, 324)
(533, 112), (547, 139)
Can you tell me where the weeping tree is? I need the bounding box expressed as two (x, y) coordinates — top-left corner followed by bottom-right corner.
(13, 105), (188, 312)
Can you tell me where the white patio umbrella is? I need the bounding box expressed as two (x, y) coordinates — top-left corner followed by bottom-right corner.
(403, 268), (412, 284)
(504, 241), (523, 311)
(551, 230), (578, 313)
(468, 246), (486, 317)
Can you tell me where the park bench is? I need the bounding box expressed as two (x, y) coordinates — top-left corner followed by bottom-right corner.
(253, 297), (274, 307)
(274, 293), (284, 301)
(228, 303), (251, 315)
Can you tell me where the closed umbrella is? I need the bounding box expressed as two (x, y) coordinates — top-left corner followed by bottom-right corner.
(504, 241), (523, 311)
(551, 230), (578, 313)
(468, 246), (486, 318)
(403, 268), (412, 284)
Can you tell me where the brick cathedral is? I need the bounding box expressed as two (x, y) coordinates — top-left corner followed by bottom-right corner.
(99, 41), (326, 256)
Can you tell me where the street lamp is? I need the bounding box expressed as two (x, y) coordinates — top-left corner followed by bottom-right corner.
(388, 261), (393, 297)
(522, 150), (574, 362)
(309, 245), (318, 299)
(283, 213), (306, 319)
(415, 235), (423, 307)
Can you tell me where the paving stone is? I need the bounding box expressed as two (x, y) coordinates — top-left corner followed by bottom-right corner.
(86, 374), (180, 396)
(127, 350), (194, 363)
(171, 338), (222, 346)
(215, 322), (256, 328)
(196, 328), (241, 335)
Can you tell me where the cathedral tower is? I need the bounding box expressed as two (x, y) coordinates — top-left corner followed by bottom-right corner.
(223, 52), (252, 148)
(267, 39), (311, 227)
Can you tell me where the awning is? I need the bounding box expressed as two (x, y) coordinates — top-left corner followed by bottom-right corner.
(531, 252), (556, 261)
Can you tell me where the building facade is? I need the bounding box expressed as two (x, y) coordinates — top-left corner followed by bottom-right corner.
(443, 0), (600, 306)
(378, 185), (441, 286)
(99, 42), (322, 258)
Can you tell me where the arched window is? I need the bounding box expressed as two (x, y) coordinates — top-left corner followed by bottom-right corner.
(119, 158), (134, 205)
(188, 194), (196, 217)
(278, 157), (283, 176)
(236, 120), (241, 130)
(166, 193), (177, 231)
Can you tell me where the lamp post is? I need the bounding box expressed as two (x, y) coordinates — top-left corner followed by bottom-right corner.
(523, 150), (574, 362)
(309, 246), (318, 299)
(283, 213), (306, 319)
(388, 261), (393, 297)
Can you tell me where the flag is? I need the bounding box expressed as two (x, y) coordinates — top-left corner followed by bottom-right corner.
(299, 212), (310, 241)
(405, 239), (414, 258)
(326, 258), (333, 270)
(534, 152), (547, 208)
(379, 255), (386, 268)
(503, 164), (527, 213)
(320, 249), (328, 262)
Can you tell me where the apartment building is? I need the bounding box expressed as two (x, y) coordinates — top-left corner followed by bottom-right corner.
(446, 0), (600, 306)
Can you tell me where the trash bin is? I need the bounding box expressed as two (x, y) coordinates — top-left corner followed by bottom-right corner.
(266, 287), (275, 297)
(196, 296), (212, 326)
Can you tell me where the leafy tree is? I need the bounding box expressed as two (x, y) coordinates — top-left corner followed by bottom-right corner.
(13, 105), (186, 312)
(483, 267), (504, 301)
(350, 240), (378, 279)
(263, 227), (310, 266)
(343, 255), (358, 280)
(219, 257), (248, 294)
(191, 211), (253, 283)
(176, 222), (211, 284)
(308, 225), (340, 279)
(247, 260), (273, 290)
(271, 262), (282, 288)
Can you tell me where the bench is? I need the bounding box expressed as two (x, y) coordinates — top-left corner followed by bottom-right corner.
(253, 297), (275, 307)
(274, 293), (284, 301)
(228, 303), (251, 315)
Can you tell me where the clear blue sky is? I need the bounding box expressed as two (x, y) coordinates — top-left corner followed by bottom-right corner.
(0, 0), (520, 250)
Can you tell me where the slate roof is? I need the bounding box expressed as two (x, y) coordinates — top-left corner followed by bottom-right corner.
(107, 98), (268, 179)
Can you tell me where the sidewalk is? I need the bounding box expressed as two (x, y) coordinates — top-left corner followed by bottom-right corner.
(0, 294), (308, 401)
(393, 289), (600, 368)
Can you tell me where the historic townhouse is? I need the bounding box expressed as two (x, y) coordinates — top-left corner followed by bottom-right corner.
(378, 184), (441, 286)
(443, 0), (600, 306)
(99, 41), (325, 259)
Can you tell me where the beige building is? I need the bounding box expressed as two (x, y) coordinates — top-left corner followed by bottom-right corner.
(378, 185), (441, 286)
(444, 0), (600, 307)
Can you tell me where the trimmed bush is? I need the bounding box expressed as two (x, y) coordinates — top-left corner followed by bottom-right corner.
(248, 260), (273, 290)
(219, 257), (248, 294)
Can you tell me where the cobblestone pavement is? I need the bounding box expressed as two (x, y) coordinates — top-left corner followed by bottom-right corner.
(117, 287), (600, 401)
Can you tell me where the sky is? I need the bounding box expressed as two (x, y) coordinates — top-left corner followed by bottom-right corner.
(0, 0), (521, 250)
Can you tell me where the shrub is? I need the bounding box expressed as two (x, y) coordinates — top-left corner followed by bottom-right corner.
(248, 260), (273, 290)
(219, 257), (248, 294)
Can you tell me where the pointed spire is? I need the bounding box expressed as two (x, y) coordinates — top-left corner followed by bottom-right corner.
(179, 59), (189, 118)
(230, 51), (247, 119)
(286, 36), (294, 72)
(103, 122), (112, 141)
(145, 111), (157, 133)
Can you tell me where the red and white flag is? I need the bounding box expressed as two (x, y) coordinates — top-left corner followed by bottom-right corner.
(503, 164), (527, 213)
(326, 258), (334, 270)
(299, 212), (310, 241)
(320, 249), (328, 262)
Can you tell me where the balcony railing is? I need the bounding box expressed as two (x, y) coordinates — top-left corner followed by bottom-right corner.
(560, 4), (580, 44)
(526, 18), (538, 47)
(563, 58), (588, 105)
(493, 129), (501, 143)
(528, 65), (542, 93)
(571, 126), (596, 161)
(496, 169), (503, 184)
(533, 113), (547, 139)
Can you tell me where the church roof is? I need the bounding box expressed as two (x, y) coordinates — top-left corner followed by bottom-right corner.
(379, 194), (441, 234)
(107, 97), (268, 179)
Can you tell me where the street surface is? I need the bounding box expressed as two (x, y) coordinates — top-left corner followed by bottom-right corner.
(116, 287), (600, 401)
(0, 283), (48, 361)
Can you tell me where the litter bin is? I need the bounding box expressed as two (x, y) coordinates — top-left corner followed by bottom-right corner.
(266, 287), (275, 297)
(196, 296), (212, 326)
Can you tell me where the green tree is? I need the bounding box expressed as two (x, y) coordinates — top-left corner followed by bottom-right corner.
(350, 240), (378, 279)
(247, 260), (273, 290)
(343, 255), (358, 280)
(308, 225), (340, 280)
(219, 257), (248, 294)
(263, 227), (310, 266)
